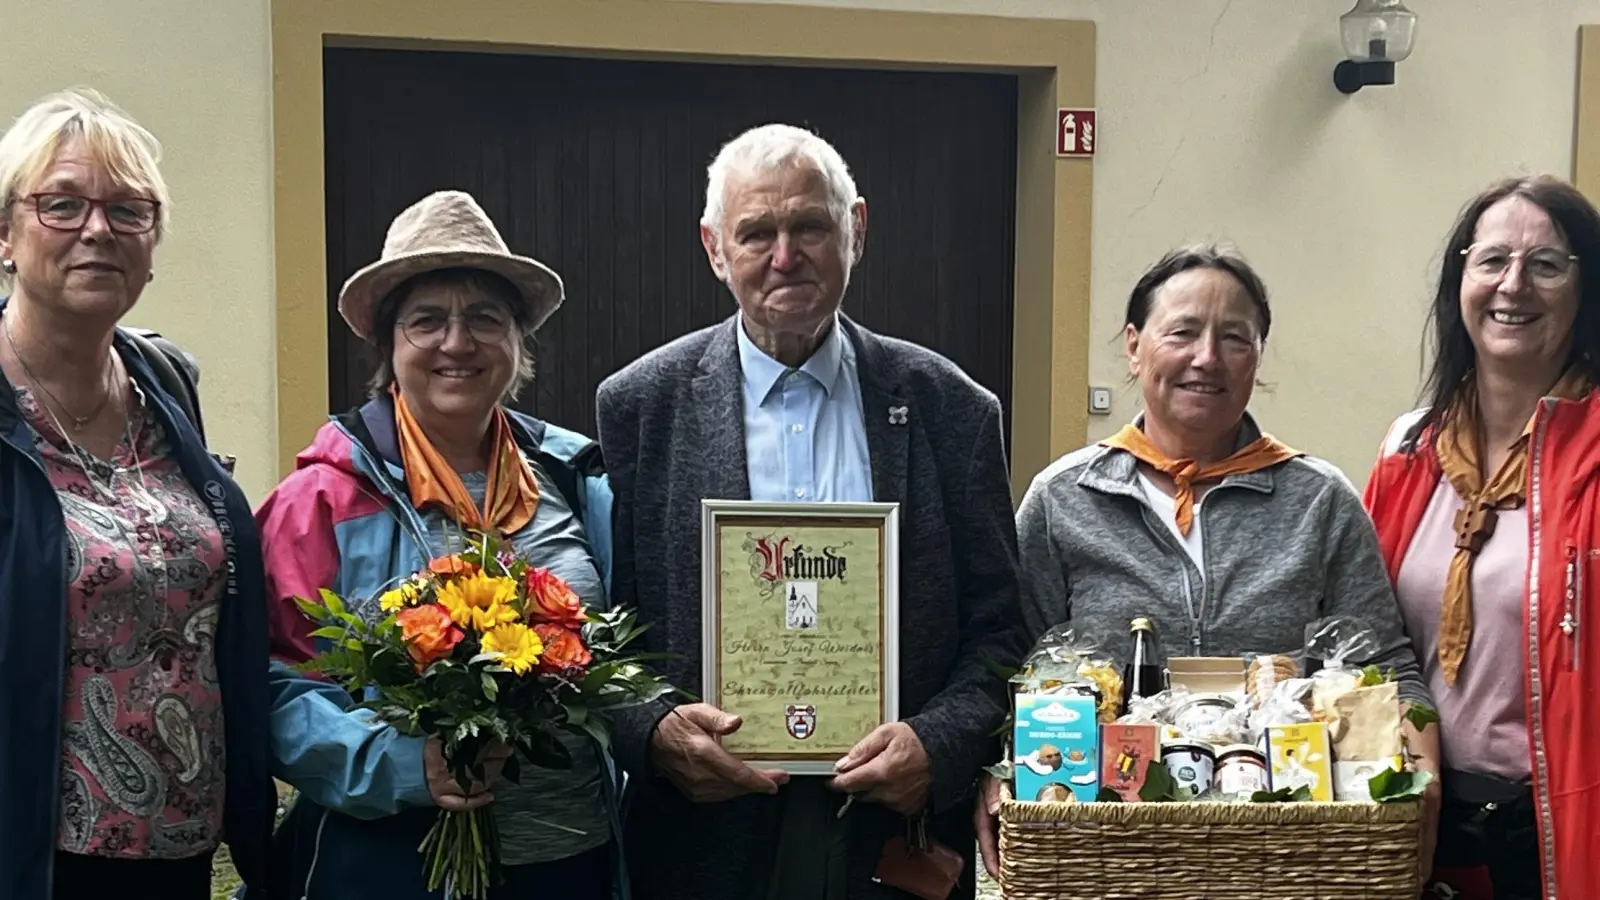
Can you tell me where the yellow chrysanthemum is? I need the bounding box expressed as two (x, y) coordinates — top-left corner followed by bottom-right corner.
(480, 623), (544, 675)
(436, 574), (521, 632)
(378, 583), (420, 612)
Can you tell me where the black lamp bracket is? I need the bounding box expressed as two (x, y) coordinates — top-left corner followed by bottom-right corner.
(1334, 58), (1396, 93)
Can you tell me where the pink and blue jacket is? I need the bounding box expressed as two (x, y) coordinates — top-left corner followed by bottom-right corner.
(252, 397), (626, 900)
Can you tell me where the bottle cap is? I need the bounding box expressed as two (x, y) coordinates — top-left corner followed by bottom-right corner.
(1130, 617), (1154, 632)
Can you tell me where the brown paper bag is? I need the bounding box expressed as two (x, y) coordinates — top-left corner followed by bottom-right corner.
(1325, 680), (1403, 801)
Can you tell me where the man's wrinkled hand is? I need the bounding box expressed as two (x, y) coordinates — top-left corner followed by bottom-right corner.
(828, 722), (932, 815)
(425, 737), (511, 812)
(651, 703), (791, 803)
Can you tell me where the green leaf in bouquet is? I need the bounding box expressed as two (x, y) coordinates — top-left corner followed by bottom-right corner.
(1369, 766), (1434, 803)
(320, 587), (347, 618)
(521, 727), (575, 770)
(1138, 760), (1186, 803)
(1250, 785), (1313, 803)
(294, 594), (329, 621)
(581, 662), (621, 694)
(575, 716), (612, 751)
(309, 625), (349, 641)
(1404, 704), (1441, 731)
(369, 647), (416, 685)
(480, 671), (500, 702)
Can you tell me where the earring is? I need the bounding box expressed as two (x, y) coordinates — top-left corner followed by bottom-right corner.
(147, 271), (155, 283)
(1, 259), (14, 274)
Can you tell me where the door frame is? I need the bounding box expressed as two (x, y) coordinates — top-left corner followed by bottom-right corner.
(1576, 26), (1600, 196)
(271, 0), (1095, 500)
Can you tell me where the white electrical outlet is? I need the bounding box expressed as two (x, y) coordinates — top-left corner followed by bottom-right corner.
(1088, 386), (1113, 414)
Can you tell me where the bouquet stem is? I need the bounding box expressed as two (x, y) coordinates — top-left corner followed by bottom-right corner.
(419, 807), (502, 899)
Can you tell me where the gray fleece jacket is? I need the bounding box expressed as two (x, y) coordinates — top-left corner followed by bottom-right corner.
(1016, 416), (1432, 709)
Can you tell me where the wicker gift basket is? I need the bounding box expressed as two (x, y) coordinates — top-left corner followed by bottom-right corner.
(996, 795), (1420, 900)
(995, 618), (1430, 900)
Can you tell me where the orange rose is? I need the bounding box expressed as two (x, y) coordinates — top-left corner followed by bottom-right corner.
(525, 567), (587, 629)
(428, 555), (478, 578)
(534, 624), (593, 674)
(396, 603), (465, 670)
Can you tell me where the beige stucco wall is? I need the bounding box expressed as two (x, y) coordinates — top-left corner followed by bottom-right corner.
(1, 0), (277, 498)
(708, 0), (1600, 483)
(6, 0), (1600, 496)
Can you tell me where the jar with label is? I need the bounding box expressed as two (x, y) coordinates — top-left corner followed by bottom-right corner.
(1214, 744), (1269, 797)
(1171, 695), (1238, 743)
(1160, 741), (1216, 797)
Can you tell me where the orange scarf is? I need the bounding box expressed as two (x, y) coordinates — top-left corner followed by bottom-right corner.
(390, 384), (540, 538)
(1432, 369), (1590, 685)
(1101, 422), (1302, 536)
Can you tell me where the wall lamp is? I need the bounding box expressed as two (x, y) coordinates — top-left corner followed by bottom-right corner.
(1333, 0), (1418, 94)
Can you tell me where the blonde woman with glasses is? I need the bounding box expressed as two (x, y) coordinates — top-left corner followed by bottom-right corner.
(0, 88), (273, 899)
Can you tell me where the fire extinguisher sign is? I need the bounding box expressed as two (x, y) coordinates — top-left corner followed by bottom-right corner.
(1056, 108), (1096, 157)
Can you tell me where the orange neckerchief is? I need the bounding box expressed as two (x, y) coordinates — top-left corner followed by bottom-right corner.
(1101, 422), (1302, 537)
(390, 384), (539, 538)
(1432, 369), (1590, 685)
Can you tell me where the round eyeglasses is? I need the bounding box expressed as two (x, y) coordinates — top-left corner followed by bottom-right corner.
(27, 192), (160, 235)
(1461, 243), (1579, 290)
(398, 309), (515, 350)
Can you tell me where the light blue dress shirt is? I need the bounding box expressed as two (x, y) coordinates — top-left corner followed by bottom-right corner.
(736, 316), (873, 503)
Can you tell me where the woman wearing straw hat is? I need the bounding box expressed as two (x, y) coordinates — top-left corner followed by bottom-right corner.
(255, 190), (626, 899)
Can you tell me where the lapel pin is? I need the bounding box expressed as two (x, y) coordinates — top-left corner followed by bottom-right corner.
(888, 406), (908, 426)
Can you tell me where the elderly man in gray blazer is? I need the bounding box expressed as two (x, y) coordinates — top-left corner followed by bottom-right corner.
(595, 123), (1027, 900)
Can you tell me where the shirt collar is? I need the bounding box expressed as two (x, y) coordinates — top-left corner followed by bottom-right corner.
(736, 314), (848, 406)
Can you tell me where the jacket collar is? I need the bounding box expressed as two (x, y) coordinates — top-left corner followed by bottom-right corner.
(339, 393), (548, 473)
(692, 313), (910, 506)
(1078, 411), (1278, 500)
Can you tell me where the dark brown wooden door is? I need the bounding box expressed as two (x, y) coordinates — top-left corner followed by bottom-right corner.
(324, 47), (1017, 439)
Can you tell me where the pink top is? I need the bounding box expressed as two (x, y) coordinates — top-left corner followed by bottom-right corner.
(20, 384), (228, 859)
(1395, 474), (1530, 780)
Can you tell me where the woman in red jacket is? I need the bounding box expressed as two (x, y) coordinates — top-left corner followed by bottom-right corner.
(1365, 174), (1600, 900)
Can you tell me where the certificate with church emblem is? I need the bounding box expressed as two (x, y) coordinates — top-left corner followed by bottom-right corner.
(701, 500), (900, 774)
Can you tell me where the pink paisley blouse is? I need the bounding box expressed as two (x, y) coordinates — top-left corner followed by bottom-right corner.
(19, 383), (227, 859)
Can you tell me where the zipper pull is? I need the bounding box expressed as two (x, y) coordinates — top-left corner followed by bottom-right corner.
(1190, 632), (1202, 654)
(1563, 549), (1578, 637)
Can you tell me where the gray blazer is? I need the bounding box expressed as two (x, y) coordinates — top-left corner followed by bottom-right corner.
(596, 315), (1026, 899)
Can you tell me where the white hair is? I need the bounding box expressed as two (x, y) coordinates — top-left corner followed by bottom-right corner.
(701, 123), (860, 250)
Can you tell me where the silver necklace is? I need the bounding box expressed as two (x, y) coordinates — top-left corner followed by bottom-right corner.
(2, 312), (115, 431)
(37, 378), (172, 606)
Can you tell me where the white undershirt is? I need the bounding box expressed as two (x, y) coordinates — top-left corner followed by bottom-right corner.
(1138, 470), (1206, 577)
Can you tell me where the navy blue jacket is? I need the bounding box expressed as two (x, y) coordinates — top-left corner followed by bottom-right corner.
(0, 311), (273, 898)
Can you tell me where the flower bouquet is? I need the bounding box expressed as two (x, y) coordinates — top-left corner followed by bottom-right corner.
(293, 531), (674, 899)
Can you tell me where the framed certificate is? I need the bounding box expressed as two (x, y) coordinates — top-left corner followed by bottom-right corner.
(701, 500), (900, 774)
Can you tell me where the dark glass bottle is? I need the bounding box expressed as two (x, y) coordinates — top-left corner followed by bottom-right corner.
(1120, 617), (1167, 714)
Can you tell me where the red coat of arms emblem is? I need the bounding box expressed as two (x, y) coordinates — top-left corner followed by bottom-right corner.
(785, 704), (817, 740)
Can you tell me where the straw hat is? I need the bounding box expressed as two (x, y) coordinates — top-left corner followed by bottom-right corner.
(337, 190), (563, 342)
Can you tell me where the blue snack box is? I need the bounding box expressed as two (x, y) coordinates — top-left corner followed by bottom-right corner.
(1012, 692), (1100, 802)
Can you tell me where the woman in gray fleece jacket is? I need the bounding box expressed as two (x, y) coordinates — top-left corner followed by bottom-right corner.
(975, 243), (1440, 879)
